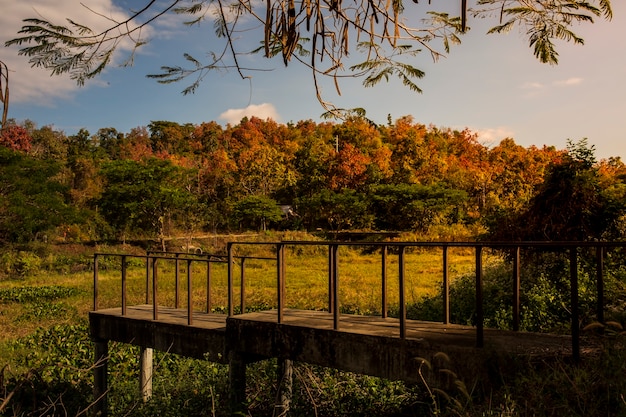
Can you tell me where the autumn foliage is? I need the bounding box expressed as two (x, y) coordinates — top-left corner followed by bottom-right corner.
(0, 124), (32, 152)
(0, 116), (624, 243)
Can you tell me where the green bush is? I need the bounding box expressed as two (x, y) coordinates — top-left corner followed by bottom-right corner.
(0, 285), (80, 303)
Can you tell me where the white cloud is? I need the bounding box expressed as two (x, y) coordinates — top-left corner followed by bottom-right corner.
(518, 81), (545, 98)
(219, 103), (281, 124)
(554, 77), (583, 86)
(521, 81), (544, 90)
(0, 0), (143, 105)
(474, 127), (516, 146)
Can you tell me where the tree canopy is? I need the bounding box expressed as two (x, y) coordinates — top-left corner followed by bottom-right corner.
(5, 0), (612, 114)
(2, 116), (624, 244)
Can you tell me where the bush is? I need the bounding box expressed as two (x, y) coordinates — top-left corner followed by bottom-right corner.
(408, 250), (612, 333)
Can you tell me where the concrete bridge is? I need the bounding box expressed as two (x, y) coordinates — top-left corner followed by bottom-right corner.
(89, 241), (617, 416)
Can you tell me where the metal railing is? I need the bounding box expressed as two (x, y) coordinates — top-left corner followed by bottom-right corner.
(93, 241), (626, 361)
(92, 251), (274, 324)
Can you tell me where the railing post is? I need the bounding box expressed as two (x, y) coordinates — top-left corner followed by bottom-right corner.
(121, 255), (127, 316)
(475, 246), (484, 348)
(228, 243), (234, 317)
(328, 245), (335, 314)
(596, 246), (605, 324)
(277, 243), (285, 323)
(152, 257), (158, 321)
(381, 245), (388, 319)
(145, 254), (151, 304)
(442, 245), (449, 324)
(175, 253), (180, 309)
(206, 259), (212, 314)
(331, 244), (339, 330)
(240, 257), (246, 314)
(512, 246), (521, 331)
(281, 246), (286, 312)
(399, 246), (406, 339)
(187, 259), (193, 326)
(93, 254), (99, 311)
(570, 247), (580, 362)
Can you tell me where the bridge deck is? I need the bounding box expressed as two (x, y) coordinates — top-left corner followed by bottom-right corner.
(90, 305), (582, 382)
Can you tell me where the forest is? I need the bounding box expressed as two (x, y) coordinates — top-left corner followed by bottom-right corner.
(1, 114), (625, 248)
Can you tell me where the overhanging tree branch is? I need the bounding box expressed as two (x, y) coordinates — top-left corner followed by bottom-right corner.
(4, 0), (613, 113)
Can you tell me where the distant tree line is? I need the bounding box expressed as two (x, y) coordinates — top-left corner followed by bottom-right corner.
(1, 115), (625, 245)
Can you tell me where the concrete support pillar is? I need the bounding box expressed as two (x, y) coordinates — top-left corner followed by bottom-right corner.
(229, 352), (247, 416)
(139, 347), (154, 401)
(275, 358), (293, 416)
(93, 339), (109, 417)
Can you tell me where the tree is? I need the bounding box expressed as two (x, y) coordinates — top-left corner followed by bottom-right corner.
(28, 123), (68, 160)
(328, 143), (371, 190)
(5, 1), (612, 114)
(369, 183), (467, 232)
(66, 129), (103, 207)
(485, 139), (561, 214)
(296, 189), (373, 231)
(487, 139), (618, 241)
(0, 124), (32, 153)
(98, 158), (194, 248)
(0, 147), (74, 243)
(233, 195), (284, 231)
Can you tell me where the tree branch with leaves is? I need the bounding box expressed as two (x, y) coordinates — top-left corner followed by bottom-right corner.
(5, 0), (613, 115)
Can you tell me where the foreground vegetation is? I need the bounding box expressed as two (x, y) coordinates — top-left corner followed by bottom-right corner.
(1, 236), (625, 416)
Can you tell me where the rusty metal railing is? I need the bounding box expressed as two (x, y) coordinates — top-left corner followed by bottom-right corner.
(94, 241), (626, 361)
(93, 250), (275, 323)
(225, 240), (626, 361)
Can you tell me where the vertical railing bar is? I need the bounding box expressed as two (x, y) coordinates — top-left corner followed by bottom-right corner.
(206, 259), (212, 314)
(442, 245), (449, 324)
(596, 246), (605, 324)
(282, 245), (286, 313)
(187, 259), (193, 326)
(175, 254), (180, 309)
(93, 254), (99, 311)
(399, 246), (406, 339)
(152, 257), (159, 321)
(381, 245), (388, 319)
(277, 243), (284, 323)
(228, 243), (234, 317)
(513, 246), (521, 331)
(475, 245), (484, 348)
(240, 257), (246, 314)
(328, 245), (335, 314)
(145, 253), (150, 304)
(571, 247), (580, 362)
(332, 244), (339, 330)
(121, 255), (127, 316)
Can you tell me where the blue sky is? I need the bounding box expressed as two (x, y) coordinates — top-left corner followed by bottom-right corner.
(1, 0), (624, 159)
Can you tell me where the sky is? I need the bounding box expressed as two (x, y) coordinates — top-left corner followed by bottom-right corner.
(0, 0), (625, 159)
